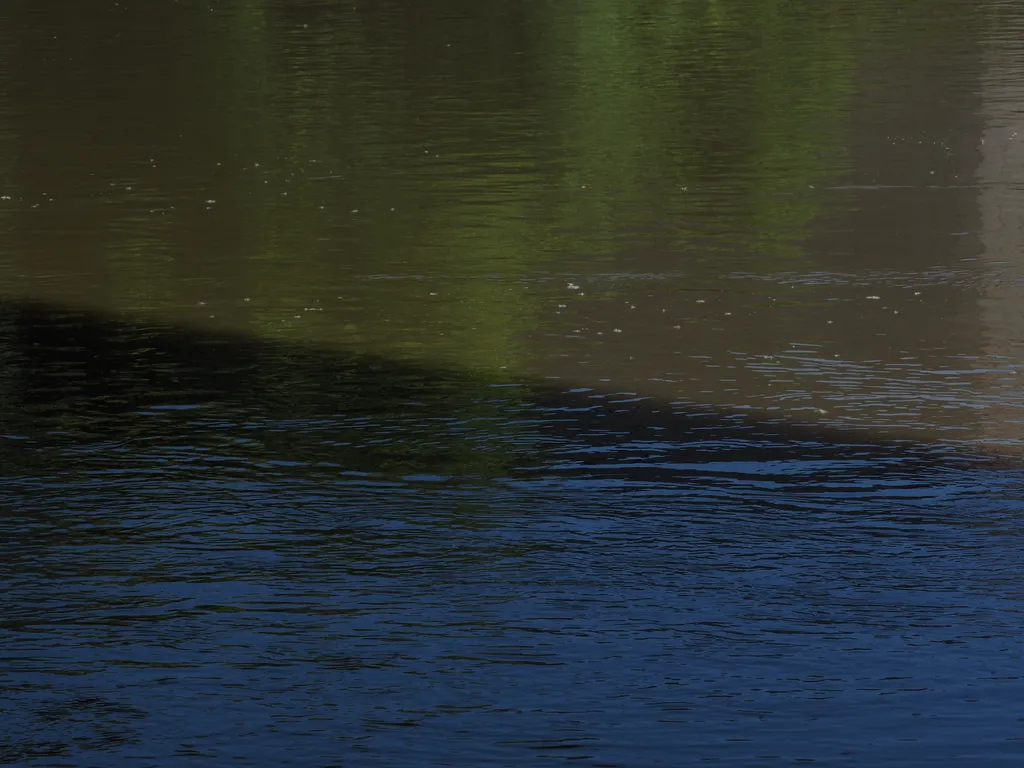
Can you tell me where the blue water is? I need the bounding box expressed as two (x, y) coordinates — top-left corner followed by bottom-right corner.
(2, 310), (1023, 766)
(4, 0), (1024, 763)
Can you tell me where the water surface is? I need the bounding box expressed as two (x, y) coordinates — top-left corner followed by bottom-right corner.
(2, 1), (1024, 765)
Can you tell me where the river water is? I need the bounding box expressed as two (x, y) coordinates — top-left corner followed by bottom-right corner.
(1, 1), (1023, 765)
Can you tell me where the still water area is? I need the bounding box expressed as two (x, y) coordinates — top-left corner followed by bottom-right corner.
(2, 1), (1024, 765)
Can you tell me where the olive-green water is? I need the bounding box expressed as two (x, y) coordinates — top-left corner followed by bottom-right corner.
(2, 1), (1024, 766)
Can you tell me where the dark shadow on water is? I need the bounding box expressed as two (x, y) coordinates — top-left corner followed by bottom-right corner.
(2, 299), (1022, 767)
(0, 298), (1008, 484)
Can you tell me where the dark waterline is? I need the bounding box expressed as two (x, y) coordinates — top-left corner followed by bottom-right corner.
(2, 1), (1024, 765)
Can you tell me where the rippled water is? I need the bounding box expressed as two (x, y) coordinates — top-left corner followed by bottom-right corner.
(2, 1), (1024, 765)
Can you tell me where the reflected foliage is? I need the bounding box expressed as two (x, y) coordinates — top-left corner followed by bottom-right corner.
(0, 0), (933, 377)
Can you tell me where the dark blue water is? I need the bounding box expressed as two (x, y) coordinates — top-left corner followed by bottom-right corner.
(3, 0), (1024, 764)
(1, 307), (1022, 766)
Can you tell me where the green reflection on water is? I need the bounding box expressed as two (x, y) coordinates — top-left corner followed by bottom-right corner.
(0, 0), (964, 379)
